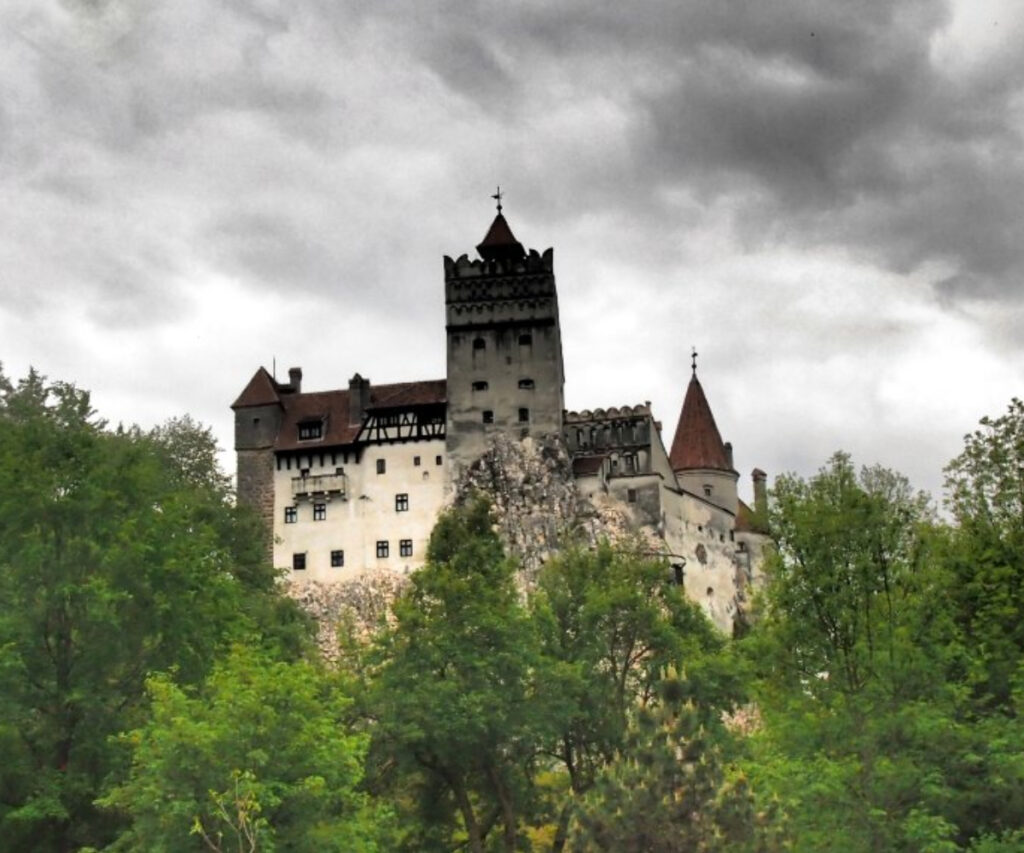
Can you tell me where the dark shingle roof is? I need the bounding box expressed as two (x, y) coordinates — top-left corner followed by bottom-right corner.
(273, 379), (446, 451)
(232, 367), (282, 408)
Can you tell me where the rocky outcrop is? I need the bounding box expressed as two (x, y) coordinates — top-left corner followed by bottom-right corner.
(284, 572), (407, 662)
(452, 433), (661, 584)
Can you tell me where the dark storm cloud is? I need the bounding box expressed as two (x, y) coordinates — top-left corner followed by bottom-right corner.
(396, 0), (1023, 303)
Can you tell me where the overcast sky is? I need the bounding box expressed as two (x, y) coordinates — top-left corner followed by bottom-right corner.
(3, 0), (1023, 504)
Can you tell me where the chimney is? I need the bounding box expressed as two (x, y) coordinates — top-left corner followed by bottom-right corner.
(287, 367), (302, 394)
(348, 373), (371, 425)
(724, 441), (734, 470)
(752, 468), (767, 517)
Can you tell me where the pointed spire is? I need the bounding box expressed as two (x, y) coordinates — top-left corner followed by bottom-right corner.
(476, 188), (525, 262)
(669, 371), (733, 472)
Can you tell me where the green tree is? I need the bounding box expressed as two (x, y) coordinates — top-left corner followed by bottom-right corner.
(0, 368), (307, 851)
(529, 542), (737, 849)
(366, 496), (552, 853)
(102, 646), (387, 852)
(571, 669), (775, 853)
(943, 398), (1024, 710)
(743, 450), (1024, 850)
(754, 452), (935, 701)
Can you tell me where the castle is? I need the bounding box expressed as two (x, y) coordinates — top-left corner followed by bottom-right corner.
(233, 205), (769, 632)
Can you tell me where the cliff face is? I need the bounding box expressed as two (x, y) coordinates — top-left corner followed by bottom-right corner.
(452, 432), (662, 583)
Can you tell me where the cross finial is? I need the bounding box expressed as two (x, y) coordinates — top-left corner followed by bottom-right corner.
(491, 185), (503, 214)
(691, 346), (698, 375)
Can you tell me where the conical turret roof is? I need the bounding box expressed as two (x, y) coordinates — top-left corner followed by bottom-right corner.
(477, 213), (526, 262)
(669, 373), (732, 471)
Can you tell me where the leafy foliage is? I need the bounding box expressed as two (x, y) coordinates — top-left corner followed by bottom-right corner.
(572, 670), (777, 853)
(366, 495), (552, 852)
(0, 367), (308, 851)
(102, 647), (387, 852)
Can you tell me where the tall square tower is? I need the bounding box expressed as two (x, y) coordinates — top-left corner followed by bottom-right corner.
(444, 212), (565, 476)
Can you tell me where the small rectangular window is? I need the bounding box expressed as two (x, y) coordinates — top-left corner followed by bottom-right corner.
(518, 378), (534, 389)
(292, 553), (306, 571)
(518, 407), (529, 423)
(284, 506), (297, 524)
(436, 455), (443, 466)
(376, 459), (386, 475)
(627, 489), (638, 503)
(703, 485), (713, 497)
(518, 333), (532, 346)
(395, 493), (409, 512)
(473, 337), (486, 350)
(400, 539), (413, 557)
(331, 549), (344, 567)
(414, 456), (421, 467)
(472, 380), (489, 391)
(482, 410), (494, 424)
(313, 503), (326, 521)
(376, 540), (389, 558)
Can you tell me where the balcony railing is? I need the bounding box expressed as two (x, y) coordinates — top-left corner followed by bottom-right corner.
(291, 473), (346, 499)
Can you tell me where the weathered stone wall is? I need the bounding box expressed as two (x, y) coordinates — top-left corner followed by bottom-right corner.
(236, 448), (275, 560)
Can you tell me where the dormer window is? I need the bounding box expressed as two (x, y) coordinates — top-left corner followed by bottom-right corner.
(298, 418), (324, 441)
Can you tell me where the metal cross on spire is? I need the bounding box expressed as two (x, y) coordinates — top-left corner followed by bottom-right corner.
(691, 346), (698, 375)
(492, 185), (503, 214)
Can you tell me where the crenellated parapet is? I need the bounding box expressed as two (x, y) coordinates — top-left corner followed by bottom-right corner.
(444, 249), (557, 329)
(444, 247), (553, 279)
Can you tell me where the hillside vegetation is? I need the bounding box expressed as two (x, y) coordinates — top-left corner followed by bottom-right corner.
(1, 367), (1022, 852)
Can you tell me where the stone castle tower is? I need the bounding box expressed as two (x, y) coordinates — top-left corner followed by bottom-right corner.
(444, 212), (565, 478)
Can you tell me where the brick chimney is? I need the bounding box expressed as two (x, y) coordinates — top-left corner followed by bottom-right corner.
(348, 373), (370, 425)
(287, 367), (302, 394)
(752, 468), (767, 517)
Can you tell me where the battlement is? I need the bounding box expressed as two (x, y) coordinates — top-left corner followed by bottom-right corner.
(565, 404), (651, 423)
(444, 247), (554, 280)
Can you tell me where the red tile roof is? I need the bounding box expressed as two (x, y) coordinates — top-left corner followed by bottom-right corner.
(273, 379), (446, 451)
(669, 374), (732, 471)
